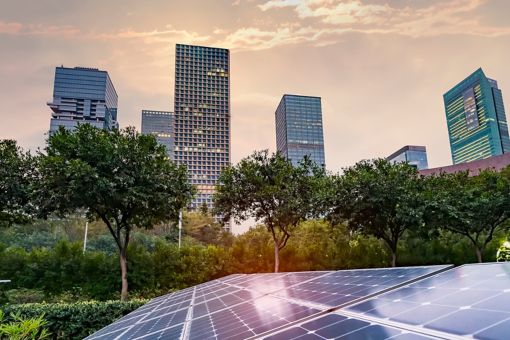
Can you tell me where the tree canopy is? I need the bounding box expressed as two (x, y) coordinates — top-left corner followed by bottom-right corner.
(424, 170), (510, 262)
(214, 150), (325, 272)
(0, 140), (34, 227)
(325, 159), (424, 267)
(34, 124), (194, 300)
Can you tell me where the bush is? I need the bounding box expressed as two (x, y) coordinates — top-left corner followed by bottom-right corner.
(1, 300), (147, 339)
(4, 289), (46, 304)
(0, 309), (50, 340)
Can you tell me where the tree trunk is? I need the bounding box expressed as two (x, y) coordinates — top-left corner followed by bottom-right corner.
(391, 251), (397, 267)
(475, 246), (483, 263)
(274, 241), (280, 273)
(120, 248), (128, 301)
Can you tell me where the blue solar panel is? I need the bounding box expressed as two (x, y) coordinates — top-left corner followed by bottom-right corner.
(272, 265), (450, 308)
(86, 264), (465, 340)
(346, 262), (510, 339)
(263, 312), (436, 340)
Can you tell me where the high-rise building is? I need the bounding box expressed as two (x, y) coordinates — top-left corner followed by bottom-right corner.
(47, 66), (118, 133)
(444, 68), (510, 164)
(386, 145), (429, 170)
(174, 44), (230, 210)
(141, 110), (174, 158)
(275, 94), (325, 168)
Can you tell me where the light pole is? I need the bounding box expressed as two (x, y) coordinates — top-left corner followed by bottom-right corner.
(83, 221), (89, 253)
(178, 210), (182, 249)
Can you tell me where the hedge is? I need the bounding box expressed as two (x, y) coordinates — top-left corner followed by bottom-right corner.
(1, 299), (147, 339)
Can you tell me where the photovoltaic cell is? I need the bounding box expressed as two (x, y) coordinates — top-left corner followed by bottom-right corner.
(346, 262), (510, 339)
(263, 312), (436, 340)
(273, 265), (450, 308)
(90, 263), (510, 340)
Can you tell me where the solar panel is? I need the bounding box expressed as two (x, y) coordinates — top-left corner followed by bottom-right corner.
(272, 265), (450, 308)
(86, 264), (454, 340)
(263, 312), (437, 340)
(345, 262), (510, 339)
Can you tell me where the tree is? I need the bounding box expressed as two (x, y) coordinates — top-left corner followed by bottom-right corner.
(34, 124), (194, 300)
(326, 159), (423, 267)
(0, 140), (34, 227)
(182, 211), (233, 247)
(214, 151), (324, 272)
(424, 170), (510, 263)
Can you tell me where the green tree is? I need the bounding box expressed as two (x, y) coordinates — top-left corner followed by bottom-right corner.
(214, 150), (324, 272)
(183, 212), (233, 246)
(326, 159), (423, 267)
(424, 170), (510, 263)
(0, 140), (34, 227)
(34, 124), (194, 300)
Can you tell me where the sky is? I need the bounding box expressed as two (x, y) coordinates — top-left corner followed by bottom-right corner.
(1, 0), (510, 232)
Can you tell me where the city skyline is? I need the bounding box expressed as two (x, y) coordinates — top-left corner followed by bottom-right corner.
(2, 0), (510, 174)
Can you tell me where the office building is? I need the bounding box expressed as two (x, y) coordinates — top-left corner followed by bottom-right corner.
(444, 68), (510, 164)
(275, 94), (325, 167)
(48, 66), (118, 133)
(174, 44), (230, 211)
(387, 145), (428, 170)
(141, 110), (174, 158)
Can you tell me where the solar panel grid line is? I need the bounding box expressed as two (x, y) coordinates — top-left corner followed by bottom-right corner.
(226, 271), (335, 296)
(345, 262), (510, 339)
(249, 266), (453, 340)
(336, 309), (463, 340)
(259, 311), (441, 340)
(110, 289), (194, 340)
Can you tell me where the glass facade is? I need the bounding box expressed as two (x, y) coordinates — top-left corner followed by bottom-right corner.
(387, 145), (428, 170)
(48, 66), (118, 133)
(174, 44), (230, 211)
(141, 110), (174, 159)
(275, 94), (325, 168)
(444, 68), (510, 164)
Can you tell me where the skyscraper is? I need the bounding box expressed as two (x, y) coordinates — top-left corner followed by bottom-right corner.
(386, 145), (429, 170)
(141, 110), (174, 159)
(174, 44), (230, 210)
(48, 66), (118, 133)
(275, 94), (325, 168)
(444, 68), (510, 164)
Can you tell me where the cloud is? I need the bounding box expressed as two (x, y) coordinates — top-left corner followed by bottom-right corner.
(0, 21), (79, 36)
(258, 0), (510, 38)
(93, 26), (210, 44)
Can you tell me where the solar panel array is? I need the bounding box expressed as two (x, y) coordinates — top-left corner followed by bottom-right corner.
(86, 263), (510, 339)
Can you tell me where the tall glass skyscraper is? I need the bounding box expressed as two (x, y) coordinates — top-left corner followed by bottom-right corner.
(174, 44), (230, 210)
(275, 94), (325, 168)
(387, 145), (428, 170)
(48, 66), (118, 133)
(141, 110), (174, 159)
(444, 68), (510, 164)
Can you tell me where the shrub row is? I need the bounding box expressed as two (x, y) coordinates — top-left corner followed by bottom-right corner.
(1, 300), (147, 339)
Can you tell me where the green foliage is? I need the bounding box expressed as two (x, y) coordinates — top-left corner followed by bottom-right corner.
(214, 150), (325, 272)
(497, 240), (510, 262)
(0, 310), (50, 340)
(1, 300), (146, 339)
(34, 124), (195, 300)
(0, 140), (35, 227)
(0, 239), (233, 302)
(183, 212), (233, 247)
(325, 159), (423, 266)
(4, 289), (46, 304)
(424, 170), (510, 262)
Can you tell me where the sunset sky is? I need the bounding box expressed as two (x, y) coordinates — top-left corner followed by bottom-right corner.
(1, 0), (510, 173)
